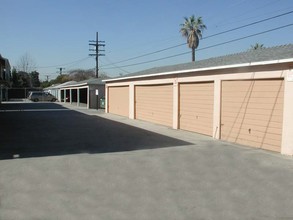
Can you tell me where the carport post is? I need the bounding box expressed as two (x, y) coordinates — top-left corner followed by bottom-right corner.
(172, 79), (179, 129)
(129, 84), (135, 119)
(77, 89), (80, 107)
(0, 85), (2, 102)
(63, 90), (66, 103)
(58, 89), (61, 102)
(105, 85), (108, 113)
(213, 79), (221, 139)
(87, 86), (90, 109)
(70, 89), (72, 104)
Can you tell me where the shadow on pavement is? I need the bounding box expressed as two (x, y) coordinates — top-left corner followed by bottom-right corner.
(0, 102), (69, 110)
(0, 103), (191, 160)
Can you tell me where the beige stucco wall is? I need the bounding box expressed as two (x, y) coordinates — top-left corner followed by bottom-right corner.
(281, 69), (293, 155)
(106, 64), (293, 155)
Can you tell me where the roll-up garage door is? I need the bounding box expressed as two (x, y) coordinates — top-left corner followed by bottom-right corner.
(135, 84), (173, 127)
(221, 79), (284, 152)
(108, 86), (129, 117)
(179, 82), (214, 136)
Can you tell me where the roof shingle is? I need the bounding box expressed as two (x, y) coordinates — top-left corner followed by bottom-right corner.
(113, 44), (293, 80)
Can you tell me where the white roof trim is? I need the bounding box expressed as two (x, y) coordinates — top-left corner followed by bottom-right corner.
(57, 79), (104, 89)
(60, 82), (88, 88)
(59, 85), (89, 90)
(103, 58), (293, 83)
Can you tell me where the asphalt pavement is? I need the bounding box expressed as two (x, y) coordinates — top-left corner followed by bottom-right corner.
(0, 102), (293, 220)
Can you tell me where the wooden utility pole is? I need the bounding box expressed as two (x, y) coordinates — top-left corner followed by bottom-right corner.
(57, 67), (65, 75)
(89, 32), (105, 78)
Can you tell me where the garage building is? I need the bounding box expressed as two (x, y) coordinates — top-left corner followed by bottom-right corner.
(46, 78), (105, 109)
(104, 44), (293, 155)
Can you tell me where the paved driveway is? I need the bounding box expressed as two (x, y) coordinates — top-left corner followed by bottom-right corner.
(0, 102), (293, 220)
(0, 102), (189, 159)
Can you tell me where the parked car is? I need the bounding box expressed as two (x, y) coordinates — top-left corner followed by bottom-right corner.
(28, 91), (57, 102)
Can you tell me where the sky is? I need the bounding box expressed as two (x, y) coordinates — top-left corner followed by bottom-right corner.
(1, 0), (293, 81)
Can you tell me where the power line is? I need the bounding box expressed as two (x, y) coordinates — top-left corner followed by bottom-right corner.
(100, 10), (293, 68)
(212, 0), (282, 27)
(102, 56), (131, 74)
(204, 10), (293, 40)
(101, 43), (185, 67)
(102, 23), (293, 69)
(37, 57), (90, 69)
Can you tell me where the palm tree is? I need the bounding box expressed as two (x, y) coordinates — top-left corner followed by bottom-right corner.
(180, 15), (207, 62)
(250, 43), (265, 50)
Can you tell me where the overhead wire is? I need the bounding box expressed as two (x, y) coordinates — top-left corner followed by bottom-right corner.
(100, 10), (293, 68)
(37, 57), (90, 69)
(102, 56), (131, 74)
(101, 23), (293, 69)
(38, 10), (293, 74)
(213, 0), (282, 27)
(100, 43), (186, 67)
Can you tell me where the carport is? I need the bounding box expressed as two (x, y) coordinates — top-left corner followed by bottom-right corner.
(45, 81), (76, 102)
(58, 78), (105, 109)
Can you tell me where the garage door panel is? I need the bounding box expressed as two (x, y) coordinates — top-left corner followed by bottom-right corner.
(180, 119), (213, 129)
(183, 95), (214, 101)
(181, 111), (214, 118)
(221, 128), (283, 138)
(108, 86), (129, 117)
(222, 120), (283, 131)
(181, 99), (214, 105)
(222, 102), (284, 110)
(181, 103), (214, 108)
(135, 84), (173, 127)
(261, 144), (280, 152)
(223, 135), (281, 151)
(222, 91), (284, 99)
(221, 112), (283, 121)
(222, 96), (283, 104)
(221, 108), (283, 116)
(222, 80), (284, 88)
(179, 82), (214, 136)
(221, 79), (284, 152)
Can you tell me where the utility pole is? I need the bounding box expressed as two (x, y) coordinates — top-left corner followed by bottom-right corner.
(57, 67), (65, 75)
(89, 32), (105, 78)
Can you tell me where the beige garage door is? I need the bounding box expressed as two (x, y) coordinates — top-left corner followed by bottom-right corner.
(221, 79), (284, 152)
(108, 86), (129, 117)
(135, 84), (173, 127)
(179, 82), (214, 136)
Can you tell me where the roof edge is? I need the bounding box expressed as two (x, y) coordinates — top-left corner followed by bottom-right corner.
(103, 58), (293, 83)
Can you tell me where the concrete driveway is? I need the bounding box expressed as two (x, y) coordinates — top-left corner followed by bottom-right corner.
(0, 102), (293, 220)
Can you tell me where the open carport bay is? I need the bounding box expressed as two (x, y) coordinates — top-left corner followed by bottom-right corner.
(0, 102), (293, 220)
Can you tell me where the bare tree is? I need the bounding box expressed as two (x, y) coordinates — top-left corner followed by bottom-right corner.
(17, 53), (36, 73)
(68, 69), (95, 81)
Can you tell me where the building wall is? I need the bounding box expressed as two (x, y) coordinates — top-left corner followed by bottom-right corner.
(89, 85), (105, 109)
(106, 64), (293, 155)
